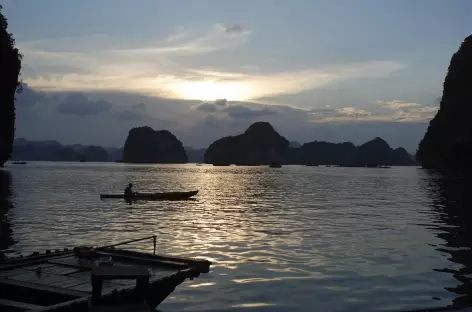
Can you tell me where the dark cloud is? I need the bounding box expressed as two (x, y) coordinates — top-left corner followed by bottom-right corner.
(115, 103), (147, 120)
(15, 83), (45, 107)
(56, 93), (112, 116)
(193, 99), (277, 119)
(223, 105), (277, 119)
(225, 25), (244, 34)
(214, 99), (228, 106)
(15, 86), (432, 153)
(194, 102), (219, 113)
(193, 98), (228, 113)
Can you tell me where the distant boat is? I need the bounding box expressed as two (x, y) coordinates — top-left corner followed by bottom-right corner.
(100, 190), (199, 201)
(269, 162), (282, 168)
(12, 161), (26, 165)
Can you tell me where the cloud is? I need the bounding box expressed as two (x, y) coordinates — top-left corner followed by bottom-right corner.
(192, 98), (229, 113)
(374, 100), (422, 109)
(310, 107), (372, 121)
(17, 25), (403, 102)
(223, 105), (277, 119)
(374, 100), (438, 121)
(115, 103), (147, 120)
(16, 83), (45, 107)
(192, 99), (277, 119)
(56, 93), (112, 116)
(194, 102), (220, 113)
(214, 98), (228, 106)
(223, 25), (245, 34)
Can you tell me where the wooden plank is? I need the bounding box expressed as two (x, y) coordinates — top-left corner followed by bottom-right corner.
(92, 266), (149, 279)
(0, 268), (31, 278)
(48, 259), (94, 270)
(0, 298), (44, 310)
(7, 271), (74, 286)
(0, 253), (73, 271)
(0, 278), (90, 298)
(22, 263), (56, 271)
(97, 251), (188, 269)
(32, 296), (91, 312)
(51, 277), (90, 289)
(42, 265), (83, 275)
(68, 282), (93, 293)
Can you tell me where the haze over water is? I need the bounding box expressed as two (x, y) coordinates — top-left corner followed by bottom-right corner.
(1, 163), (471, 311)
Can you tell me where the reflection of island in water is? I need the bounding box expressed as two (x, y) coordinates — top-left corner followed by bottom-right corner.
(0, 170), (15, 258)
(426, 171), (472, 310)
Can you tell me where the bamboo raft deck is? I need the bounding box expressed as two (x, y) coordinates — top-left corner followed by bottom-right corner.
(0, 236), (212, 311)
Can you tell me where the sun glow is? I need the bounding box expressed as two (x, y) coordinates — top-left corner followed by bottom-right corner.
(171, 81), (254, 101)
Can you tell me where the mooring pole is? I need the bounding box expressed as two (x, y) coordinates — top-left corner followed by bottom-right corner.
(153, 235), (157, 255)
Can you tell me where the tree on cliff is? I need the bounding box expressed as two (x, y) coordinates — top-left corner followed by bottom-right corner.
(123, 126), (188, 163)
(417, 35), (472, 169)
(0, 5), (22, 167)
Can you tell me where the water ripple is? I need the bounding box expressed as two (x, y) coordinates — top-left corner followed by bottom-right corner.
(1, 162), (470, 311)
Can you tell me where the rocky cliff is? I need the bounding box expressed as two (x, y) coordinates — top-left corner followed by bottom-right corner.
(417, 35), (472, 169)
(0, 6), (22, 167)
(123, 126), (187, 163)
(80, 146), (109, 162)
(204, 122), (289, 165)
(299, 141), (357, 166)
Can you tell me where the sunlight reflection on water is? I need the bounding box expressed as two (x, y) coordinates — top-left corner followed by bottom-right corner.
(1, 162), (470, 311)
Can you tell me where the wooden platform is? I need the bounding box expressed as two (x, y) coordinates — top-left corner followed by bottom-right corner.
(0, 238), (211, 311)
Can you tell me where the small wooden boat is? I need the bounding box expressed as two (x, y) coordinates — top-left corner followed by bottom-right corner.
(100, 190), (199, 201)
(269, 162), (282, 168)
(0, 235), (211, 311)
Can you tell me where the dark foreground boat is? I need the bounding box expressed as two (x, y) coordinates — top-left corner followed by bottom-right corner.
(0, 235), (211, 311)
(99, 190), (199, 201)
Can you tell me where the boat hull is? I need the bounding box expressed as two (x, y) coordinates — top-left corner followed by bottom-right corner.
(99, 190), (199, 200)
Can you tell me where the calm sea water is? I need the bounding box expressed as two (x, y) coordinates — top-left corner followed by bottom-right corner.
(1, 162), (471, 312)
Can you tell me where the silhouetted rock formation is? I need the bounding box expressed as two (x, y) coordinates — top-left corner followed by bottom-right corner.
(348, 137), (396, 166)
(0, 170), (15, 258)
(50, 147), (80, 162)
(80, 146), (109, 162)
(204, 124), (417, 166)
(204, 122), (289, 165)
(123, 126), (187, 163)
(417, 35), (472, 169)
(299, 141), (357, 166)
(12, 138), (112, 162)
(0, 6), (22, 167)
(13, 138), (63, 161)
(393, 147), (418, 166)
(106, 147), (123, 162)
(185, 146), (206, 163)
(298, 137), (417, 167)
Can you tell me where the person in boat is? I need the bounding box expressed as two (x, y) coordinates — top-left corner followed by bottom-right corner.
(124, 183), (135, 197)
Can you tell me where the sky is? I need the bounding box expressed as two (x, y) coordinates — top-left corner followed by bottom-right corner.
(3, 0), (472, 152)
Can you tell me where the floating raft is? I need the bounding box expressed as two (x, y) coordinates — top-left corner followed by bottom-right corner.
(0, 235), (211, 311)
(99, 190), (199, 201)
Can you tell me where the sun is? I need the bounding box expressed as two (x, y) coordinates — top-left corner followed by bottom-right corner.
(171, 80), (254, 101)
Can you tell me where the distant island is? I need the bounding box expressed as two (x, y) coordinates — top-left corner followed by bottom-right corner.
(204, 122), (417, 167)
(205, 122), (289, 166)
(12, 138), (120, 162)
(122, 126), (187, 164)
(10, 123), (418, 166)
(0, 6), (22, 168)
(417, 35), (472, 169)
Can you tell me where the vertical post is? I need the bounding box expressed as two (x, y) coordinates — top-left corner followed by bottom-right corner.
(153, 235), (156, 255)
